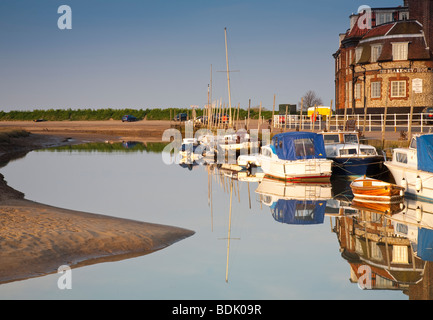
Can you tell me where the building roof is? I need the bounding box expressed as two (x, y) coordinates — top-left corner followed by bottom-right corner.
(355, 20), (430, 63)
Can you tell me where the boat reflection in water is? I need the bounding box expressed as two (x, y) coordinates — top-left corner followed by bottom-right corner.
(256, 178), (332, 226)
(332, 196), (433, 298)
(180, 157), (433, 298)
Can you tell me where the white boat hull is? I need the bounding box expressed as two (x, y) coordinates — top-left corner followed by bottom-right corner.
(259, 157), (332, 182)
(256, 178), (332, 201)
(385, 161), (433, 201)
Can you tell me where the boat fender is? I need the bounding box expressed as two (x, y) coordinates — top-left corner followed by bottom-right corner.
(416, 206), (422, 222)
(416, 176), (422, 192)
(401, 177), (407, 189)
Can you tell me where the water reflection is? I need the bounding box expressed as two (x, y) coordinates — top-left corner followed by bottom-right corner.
(4, 143), (433, 299)
(195, 161), (433, 299)
(256, 179), (331, 226)
(44, 141), (169, 153)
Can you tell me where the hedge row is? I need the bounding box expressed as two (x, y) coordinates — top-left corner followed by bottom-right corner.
(0, 108), (273, 121)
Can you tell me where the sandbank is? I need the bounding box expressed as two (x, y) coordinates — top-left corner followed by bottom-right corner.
(0, 125), (194, 284)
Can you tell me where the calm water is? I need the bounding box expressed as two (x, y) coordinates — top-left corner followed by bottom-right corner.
(0, 142), (427, 300)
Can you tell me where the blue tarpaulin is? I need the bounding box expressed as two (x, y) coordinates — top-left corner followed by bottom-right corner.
(418, 228), (433, 261)
(270, 199), (326, 225)
(271, 132), (327, 161)
(417, 135), (433, 173)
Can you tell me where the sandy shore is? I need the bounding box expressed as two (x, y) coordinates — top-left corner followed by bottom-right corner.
(0, 120), (174, 143)
(0, 124), (194, 285)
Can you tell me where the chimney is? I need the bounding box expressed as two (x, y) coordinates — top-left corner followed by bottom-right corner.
(407, 0), (433, 51)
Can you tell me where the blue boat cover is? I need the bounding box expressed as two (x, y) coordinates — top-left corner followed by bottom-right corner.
(418, 228), (433, 261)
(270, 199), (326, 225)
(417, 135), (433, 173)
(272, 131), (326, 160)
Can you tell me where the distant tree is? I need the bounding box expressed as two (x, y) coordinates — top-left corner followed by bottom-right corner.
(299, 90), (323, 110)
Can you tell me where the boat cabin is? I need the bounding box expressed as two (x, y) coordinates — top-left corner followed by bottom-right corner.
(322, 132), (359, 145)
(320, 131), (378, 158)
(391, 135), (418, 168)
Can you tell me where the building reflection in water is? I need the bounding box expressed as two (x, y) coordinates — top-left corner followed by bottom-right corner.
(181, 160), (433, 299)
(331, 197), (433, 299)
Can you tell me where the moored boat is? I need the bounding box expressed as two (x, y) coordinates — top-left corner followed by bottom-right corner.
(351, 199), (405, 215)
(320, 131), (383, 178)
(350, 176), (405, 203)
(385, 134), (433, 201)
(258, 131), (332, 182)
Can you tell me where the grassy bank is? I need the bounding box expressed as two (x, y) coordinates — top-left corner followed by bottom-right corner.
(0, 108), (274, 121)
(0, 130), (30, 144)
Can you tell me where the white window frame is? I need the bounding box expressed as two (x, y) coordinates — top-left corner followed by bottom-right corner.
(355, 47), (363, 63)
(355, 83), (362, 99)
(392, 42), (409, 61)
(370, 44), (382, 62)
(399, 11), (409, 20)
(376, 12), (393, 25)
(371, 81), (381, 98)
(391, 80), (406, 98)
(392, 245), (409, 264)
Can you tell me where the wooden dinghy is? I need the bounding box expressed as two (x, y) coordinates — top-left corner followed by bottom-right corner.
(350, 176), (405, 203)
(351, 199), (405, 215)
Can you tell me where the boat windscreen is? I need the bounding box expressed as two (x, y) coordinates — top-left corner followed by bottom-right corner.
(343, 134), (359, 144)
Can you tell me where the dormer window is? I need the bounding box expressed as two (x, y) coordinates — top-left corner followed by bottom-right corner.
(376, 12), (393, 25)
(399, 11), (409, 20)
(371, 44), (382, 62)
(355, 47), (363, 63)
(392, 42), (409, 61)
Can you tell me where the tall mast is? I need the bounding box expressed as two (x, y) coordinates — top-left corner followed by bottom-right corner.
(224, 27), (232, 126)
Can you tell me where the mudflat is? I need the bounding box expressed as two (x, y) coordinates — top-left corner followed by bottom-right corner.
(0, 124), (194, 284)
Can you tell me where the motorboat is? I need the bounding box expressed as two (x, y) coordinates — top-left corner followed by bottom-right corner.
(320, 131), (383, 178)
(385, 134), (433, 201)
(258, 131), (332, 182)
(255, 177), (332, 226)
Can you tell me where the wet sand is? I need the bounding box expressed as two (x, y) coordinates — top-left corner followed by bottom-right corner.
(0, 124), (194, 284)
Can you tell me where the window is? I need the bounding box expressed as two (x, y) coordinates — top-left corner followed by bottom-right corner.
(294, 138), (315, 158)
(360, 148), (376, 155)
(392, 245), (409, 264)
(396, 152), (408, 163)
(371, 81), (381, 98)
(323, 134), (339, 144)
(355, 83), (362, 99)
(344, 134), (359, 144)
(391, 80), (406, 97)
(339, 148), (357, 156)
(392, 42), (408, 61)
(376, 12), (393, 25)
(410, 137), (417, 149)
(355, 47), (363, 63)
(399, 11), (409, 20)
(371, 44), (382, 62)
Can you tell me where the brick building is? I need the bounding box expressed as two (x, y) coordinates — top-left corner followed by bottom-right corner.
(333, 0), (433, 115)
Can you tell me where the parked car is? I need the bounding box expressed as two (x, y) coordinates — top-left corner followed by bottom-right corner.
(423, 107), (433, 125)
(195, 116), (208, 125)
(173, 113), (187, 121)
(122, 115), (138, 122)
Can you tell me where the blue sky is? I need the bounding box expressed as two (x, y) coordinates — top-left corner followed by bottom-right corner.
(0, 0), (402, 111)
